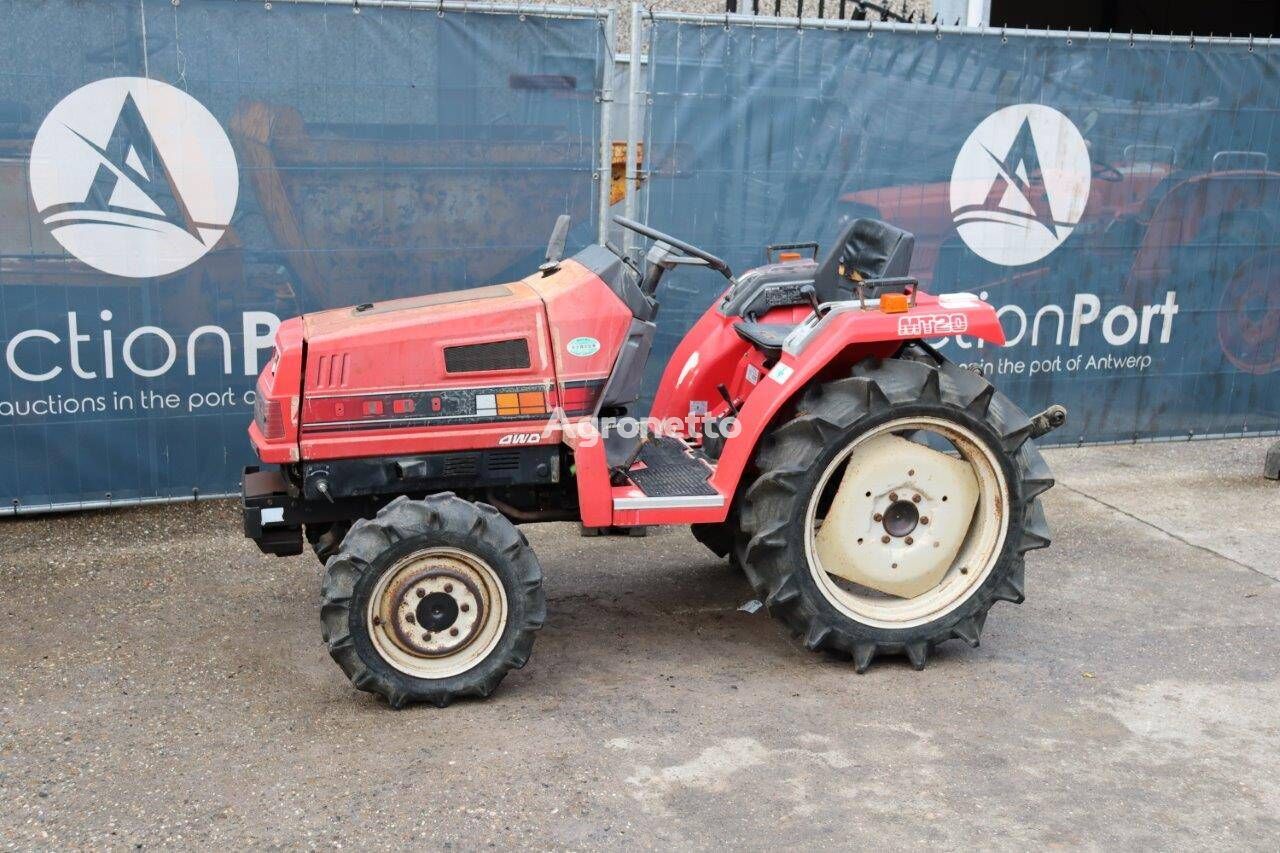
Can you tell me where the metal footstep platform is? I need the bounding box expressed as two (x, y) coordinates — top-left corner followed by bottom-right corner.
(626, 436), (718, 497)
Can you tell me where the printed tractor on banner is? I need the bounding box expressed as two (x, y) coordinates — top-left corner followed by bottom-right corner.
(840, 105), (1280, 376)
(242, 214), (1066, 707)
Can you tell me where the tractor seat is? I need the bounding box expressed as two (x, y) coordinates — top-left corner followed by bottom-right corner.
(813, 218), (916, 303)
(734, 321), (797, 360)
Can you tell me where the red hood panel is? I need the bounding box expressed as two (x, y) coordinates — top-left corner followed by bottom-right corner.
(302, 280), (550, 396)
(293, 258), (634, 457)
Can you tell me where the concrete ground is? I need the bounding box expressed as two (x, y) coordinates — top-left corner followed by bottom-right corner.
(1, 438), (1278, 849)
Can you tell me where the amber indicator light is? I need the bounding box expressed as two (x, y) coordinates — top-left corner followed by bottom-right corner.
(880, 293), (910, 314)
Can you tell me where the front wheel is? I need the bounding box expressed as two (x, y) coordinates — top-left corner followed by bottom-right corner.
(739, 352), (1054, 671)
(320, 495), (545, 707)
(306, 521), (351, 564)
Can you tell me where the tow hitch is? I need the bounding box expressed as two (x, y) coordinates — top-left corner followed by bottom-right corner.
(1030, 405), (1068, 439)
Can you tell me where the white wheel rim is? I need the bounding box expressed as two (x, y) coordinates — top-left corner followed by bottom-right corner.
(804, 416), (1010, 629)
(366, 547), (508, 680)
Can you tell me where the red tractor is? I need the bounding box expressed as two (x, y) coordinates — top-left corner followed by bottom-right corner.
(243, 215), (1065, 707)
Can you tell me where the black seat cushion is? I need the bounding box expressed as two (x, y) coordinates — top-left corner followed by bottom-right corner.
(813, 218), (915, 303)
(734, 321), (797, 359)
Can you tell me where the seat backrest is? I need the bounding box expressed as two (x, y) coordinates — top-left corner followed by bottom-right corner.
(813, 217), (915, 302)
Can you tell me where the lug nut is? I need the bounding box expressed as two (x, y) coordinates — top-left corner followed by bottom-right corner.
(460, 604), (470, 613)
(406, 613), (416, 624)
(889, 492), (898, 501)
(873, 513), (883, 522)
(449, 628), (459, 637)
(921, 516), (929, 525)
(416, 588), (425, 598)
(444, 583), (454, 593)
(912, 494), (921, 504)
(881, 535), (891, 544)
(905, 536), (914, 545)
(422, 632), (432, 641)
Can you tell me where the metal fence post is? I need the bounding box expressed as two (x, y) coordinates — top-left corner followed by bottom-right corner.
(596, 7), (616, 244)
(624, 1), (644, 256)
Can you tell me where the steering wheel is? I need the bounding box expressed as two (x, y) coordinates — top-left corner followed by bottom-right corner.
(1093, 160), (1123, 183)
(613, 216), (733, 278)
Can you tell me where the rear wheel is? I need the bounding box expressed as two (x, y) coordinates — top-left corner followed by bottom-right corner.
(739, 352), (1053, 670)
(320, 494), (544, 707)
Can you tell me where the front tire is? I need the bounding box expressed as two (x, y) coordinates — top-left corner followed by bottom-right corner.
(306, 521), (351, 564)
(320, 494), (545, 707)
(739, 351), (1053, 671)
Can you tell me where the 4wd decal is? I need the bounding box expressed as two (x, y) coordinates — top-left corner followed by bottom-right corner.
(498, 432), (542, 445)
(898, 313), (970, 338)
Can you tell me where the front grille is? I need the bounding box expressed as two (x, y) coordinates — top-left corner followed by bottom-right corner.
(442, 454), (480, 477)
(444, 339), (530, 374)
(487, 451), (521, 473)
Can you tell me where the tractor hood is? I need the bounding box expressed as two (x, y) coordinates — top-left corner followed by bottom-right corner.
(300, 282), (552, 400)
(285, 256), (635, 449)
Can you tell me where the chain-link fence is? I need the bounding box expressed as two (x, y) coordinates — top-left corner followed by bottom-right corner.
(626, 7), (1280, 444)
(0, 0), (612, 511)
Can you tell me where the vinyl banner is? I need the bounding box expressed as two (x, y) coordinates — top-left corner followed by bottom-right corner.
(638, 20), (1280, 444)
(0, 0), (606, 511)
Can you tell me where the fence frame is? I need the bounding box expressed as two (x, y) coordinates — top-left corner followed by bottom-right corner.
(624, 2), (1280, 450)
(8, 1), (1280, 514)
(3, 0), (616, 515)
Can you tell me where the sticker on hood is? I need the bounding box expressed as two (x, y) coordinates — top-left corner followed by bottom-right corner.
(567, 336), (601, 357)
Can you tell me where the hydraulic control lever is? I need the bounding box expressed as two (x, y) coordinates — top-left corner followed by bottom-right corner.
(799, 284), (826, 317)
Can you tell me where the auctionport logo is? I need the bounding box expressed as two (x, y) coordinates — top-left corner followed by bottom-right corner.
(28, 77), (238, 279)
(949, 104), (1091, 267)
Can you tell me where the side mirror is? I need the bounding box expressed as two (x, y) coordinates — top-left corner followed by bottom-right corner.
(540, 214), (571, 274)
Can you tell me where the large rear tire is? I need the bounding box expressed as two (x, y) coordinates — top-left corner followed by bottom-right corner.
(739, 350), (1053, 671)
(691, 513), (747, 576)
(320, 494), (544, 707)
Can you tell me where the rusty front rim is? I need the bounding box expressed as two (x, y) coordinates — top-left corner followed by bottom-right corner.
(366, 547), (508, 680)
(804, 416), (1009, 629)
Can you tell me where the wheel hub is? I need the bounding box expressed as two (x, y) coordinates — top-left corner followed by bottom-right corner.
(417, 592), (459, 632)
(882, 499), (920, 538)
(814, 432), (983, 599)
(382, 566), (485, 658)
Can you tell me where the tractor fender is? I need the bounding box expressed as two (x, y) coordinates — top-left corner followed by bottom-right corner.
(707, 297), (1005, 507)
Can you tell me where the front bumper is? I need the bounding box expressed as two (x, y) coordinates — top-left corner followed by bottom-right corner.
(242, 465), (379, 557)
(242, 466), (305, 557)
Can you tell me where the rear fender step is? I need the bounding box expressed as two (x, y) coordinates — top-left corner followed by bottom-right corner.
(620, 436), (717, 499)
(608, 435), (726, 518)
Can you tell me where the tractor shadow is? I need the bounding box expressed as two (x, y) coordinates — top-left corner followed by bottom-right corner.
(511, 524), (985, 699)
